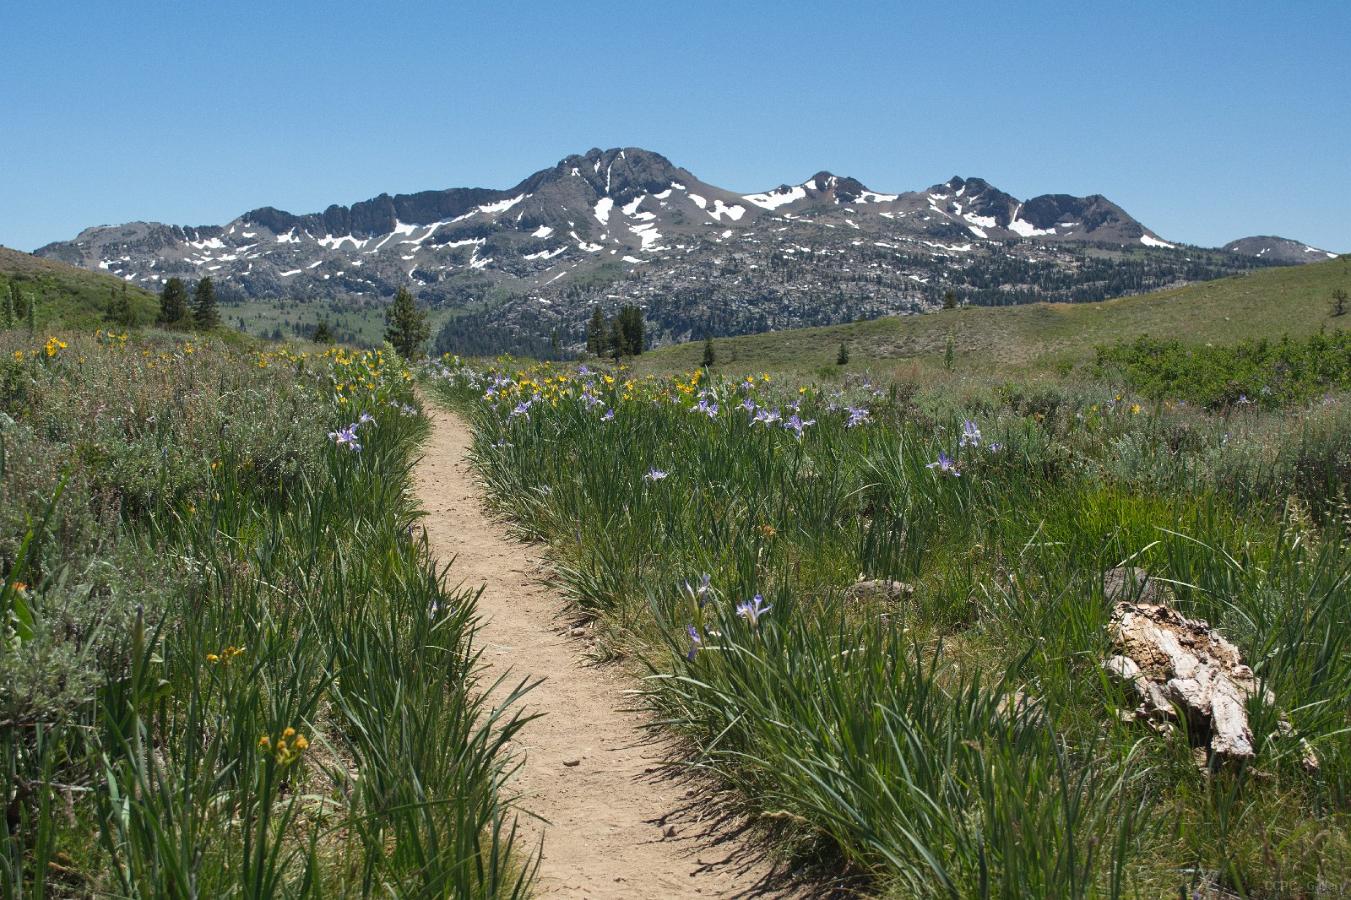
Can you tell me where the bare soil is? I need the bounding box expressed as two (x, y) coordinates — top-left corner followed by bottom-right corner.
(413, 402), (804, 898)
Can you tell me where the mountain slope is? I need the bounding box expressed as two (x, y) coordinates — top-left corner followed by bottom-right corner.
(636, 255), (1351, 377)
(0, 245), (158, 329)
(36, 146), (1286, 352)
(1222, 235), (1338, 264)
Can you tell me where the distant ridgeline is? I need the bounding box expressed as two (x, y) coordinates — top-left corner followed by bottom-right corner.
(32, 146), (1334, 355)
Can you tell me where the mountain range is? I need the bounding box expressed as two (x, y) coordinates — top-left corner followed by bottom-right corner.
(34, 147), (1338, 353)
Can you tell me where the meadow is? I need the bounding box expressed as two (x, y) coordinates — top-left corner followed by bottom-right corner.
(637, 256), (1351, 379)
(1, 332), (531, 896)
(433, 354), (1351, 897)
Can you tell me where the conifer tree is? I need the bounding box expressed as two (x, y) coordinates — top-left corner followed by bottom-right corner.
(193, 277), (220, 329)
(312, 319), (334, 343)
(701, 337), (716, 368)
(943, 289), (957, 310)
(585, 306), (606, 356)
(384, 286), (429, 359)
(616, 305), (645, 356)
(158, 278), (189, 326)
(106, 284), (134, 327)
(11, 284), (26, 323)
(837, 341), (849, 365)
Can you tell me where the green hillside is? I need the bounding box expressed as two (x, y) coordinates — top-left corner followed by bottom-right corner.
(0, 245), (159, 330)
(640, 255), (1351, 377)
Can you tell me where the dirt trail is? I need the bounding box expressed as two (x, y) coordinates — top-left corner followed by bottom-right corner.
(413, 402), (792, 898)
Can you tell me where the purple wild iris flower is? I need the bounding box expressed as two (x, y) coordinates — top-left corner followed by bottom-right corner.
(684, 573), (713, 606)
(581, 392), (603, 410)
(685, 625), (702, 660)
(783, 414), (815, 439)
(736, 594), (771, 626)
(845, 406), (870, 428)
(959, 419), (981, 448)
(926, 450), (960, 477)
(358, 412), (377, 427)
(740, 397), (757, 414)
(987, 442), (1003, 453)
(752, 407), (782, 427)
(329, 424), (362, 452)
(601, 408), (615, 422)
(694, 398), (719, 418)
(644, 467), (669, 482)
(510, 401), (531, 420)
(578, 364), (591, 376)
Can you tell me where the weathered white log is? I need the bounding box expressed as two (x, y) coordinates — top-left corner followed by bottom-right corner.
(1105, 601), (1265, 762)
(843, 578), (914, 604)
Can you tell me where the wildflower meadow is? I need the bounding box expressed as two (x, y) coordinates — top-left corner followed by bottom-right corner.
(1, 333), (531, 896)
(435, 358), (1351, 897)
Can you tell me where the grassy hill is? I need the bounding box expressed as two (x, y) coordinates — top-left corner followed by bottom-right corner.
(0, 245), (159, 330)
(639, 255), (1351, 378)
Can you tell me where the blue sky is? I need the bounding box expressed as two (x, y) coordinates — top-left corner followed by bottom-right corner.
(3, 1), (1347, 252)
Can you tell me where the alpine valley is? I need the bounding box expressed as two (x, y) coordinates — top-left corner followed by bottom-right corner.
(34, 147), (1339, 355)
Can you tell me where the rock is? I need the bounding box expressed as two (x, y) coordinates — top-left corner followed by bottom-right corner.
(562, 758), (581, 767)
(1102, 566), (1167, 604)
(995, 689), (1046, 728)
(843, 578), (914, 605)
(662, 824), (677, 839)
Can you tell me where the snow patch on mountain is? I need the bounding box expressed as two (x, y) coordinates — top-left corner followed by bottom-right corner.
(744, 184), (808, 210)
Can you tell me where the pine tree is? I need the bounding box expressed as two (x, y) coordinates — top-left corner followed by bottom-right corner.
(192, 277), (220, 329)
(158, 278), (188, 326)
(837, 341), (849, 365)
(11, 284), (27, 323)
(384, 286), (429, 359)
(585, 306), (606, 356)
(1332, 288), (1348, 318)
(312, 319), (334, 343)
(608, 318), (625, 360)
(616, 305), (645, 356)
(943, 289), (957, 310)
(106, 284), (134, 327)
(701, 337), (716, 368)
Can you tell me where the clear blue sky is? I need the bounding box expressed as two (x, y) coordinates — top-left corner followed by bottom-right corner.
(3, 1), (1347, 252)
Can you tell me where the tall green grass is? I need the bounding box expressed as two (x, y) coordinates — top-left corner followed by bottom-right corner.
(434, 359), (1351, 897)
(1, 335), (533, 896)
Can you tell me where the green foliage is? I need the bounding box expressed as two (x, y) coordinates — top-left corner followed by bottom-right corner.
(943, 288), (957, 310)
(943, 330), (955, 370)
(0, 335), (531, 895)
(311, 319), (333, 343)
(1095, 329), (1351, 408)
(157, 277), (189, 326)
(436, 359), (1351, 896)
(0, 248), (157, 333)
(104, 284), (135, 327)
(192, 276), (220, 329)
(384, 286), (429, 359)
(616, 304), (645, 356)
(701, 336), (716, 368)
(585, 306), (606, 356)
(836, 340), (849, 365)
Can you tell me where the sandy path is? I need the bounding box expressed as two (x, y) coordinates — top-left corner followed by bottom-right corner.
(413, 401), (794, 898)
